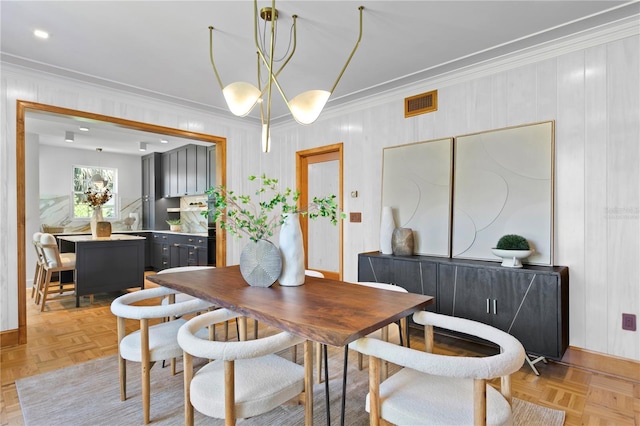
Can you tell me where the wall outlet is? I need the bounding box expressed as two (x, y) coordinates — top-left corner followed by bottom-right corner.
(622, 313), (636, 331)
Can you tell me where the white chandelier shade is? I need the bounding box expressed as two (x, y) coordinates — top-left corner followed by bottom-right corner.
(222, 81), (262, 117)
(289, 90), (331, 125)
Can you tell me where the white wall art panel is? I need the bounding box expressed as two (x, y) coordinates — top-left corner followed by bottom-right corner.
(381, 138), (453, 256)
(452, 122), (554, 264)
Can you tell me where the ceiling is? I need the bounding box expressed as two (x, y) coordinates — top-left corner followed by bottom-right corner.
(3, 1), (638, 155)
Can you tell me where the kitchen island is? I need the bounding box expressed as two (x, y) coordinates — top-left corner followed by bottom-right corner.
(58, 234), (145, 306)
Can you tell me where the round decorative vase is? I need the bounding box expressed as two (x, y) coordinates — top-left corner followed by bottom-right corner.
(169, 224), (182, 232)
(392, 227), (414, 256)
(240, 239), (282, 287)
(379, 206), (395, 254)
(278, 213), (305, 286)
(491, 249), (532, 268)
(90, 207), (104, 239)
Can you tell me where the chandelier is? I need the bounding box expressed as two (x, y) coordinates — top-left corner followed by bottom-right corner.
(209, 1), (364, 152)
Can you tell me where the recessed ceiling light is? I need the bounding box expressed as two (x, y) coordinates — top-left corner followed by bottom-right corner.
(79, 126), (90, 131)
(34, 29), (49, 39)
(160, 138), (169, 144)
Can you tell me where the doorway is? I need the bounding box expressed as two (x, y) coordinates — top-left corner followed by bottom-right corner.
(8, 100), (227, 347)
(296, 143), (343, 280)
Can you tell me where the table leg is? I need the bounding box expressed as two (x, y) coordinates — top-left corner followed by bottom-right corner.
(341, 345), (348, 426)
(323, 344), (330, 426)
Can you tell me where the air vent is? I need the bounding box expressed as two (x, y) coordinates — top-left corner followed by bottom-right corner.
(405, 90), (438, 118)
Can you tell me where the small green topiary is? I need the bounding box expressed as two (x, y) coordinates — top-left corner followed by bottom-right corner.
(496, 234), (530, 250)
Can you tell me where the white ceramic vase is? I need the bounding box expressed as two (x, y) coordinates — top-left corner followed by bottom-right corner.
(90, 207), (103, 239)
(278, 213), (305, 286)
(380, 206), (395, 254)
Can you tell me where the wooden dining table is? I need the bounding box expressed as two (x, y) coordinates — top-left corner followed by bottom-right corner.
(147, 265), (434, 425)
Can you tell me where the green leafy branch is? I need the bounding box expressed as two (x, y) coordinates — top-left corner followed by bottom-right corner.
(203, 174), (345, 242)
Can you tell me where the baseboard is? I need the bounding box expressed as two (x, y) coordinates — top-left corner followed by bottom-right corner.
(0, 328), (20, 348)
(560, 346), (640, 382)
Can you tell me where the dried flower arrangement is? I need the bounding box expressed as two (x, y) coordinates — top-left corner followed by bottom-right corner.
(85, 187), (112, 208)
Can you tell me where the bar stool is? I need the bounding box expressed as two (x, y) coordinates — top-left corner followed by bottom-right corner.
(30, 232), (44, 302)
(36, 233), (76, 311)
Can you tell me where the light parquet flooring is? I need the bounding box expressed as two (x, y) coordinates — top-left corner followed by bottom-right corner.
(2, 275), (640, 425)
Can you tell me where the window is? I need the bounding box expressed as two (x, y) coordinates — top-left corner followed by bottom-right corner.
(72, 166), (118, 219)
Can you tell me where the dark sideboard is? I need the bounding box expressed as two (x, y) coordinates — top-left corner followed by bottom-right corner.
(358, 251), (569, 361)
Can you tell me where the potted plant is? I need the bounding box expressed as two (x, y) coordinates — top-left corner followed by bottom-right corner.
(166, 219), (182, 232)
(203, 174), (344, 287)
(491, 234), (532, 268)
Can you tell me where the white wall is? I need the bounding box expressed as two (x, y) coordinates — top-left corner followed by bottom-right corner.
(1, 18), (639, 361)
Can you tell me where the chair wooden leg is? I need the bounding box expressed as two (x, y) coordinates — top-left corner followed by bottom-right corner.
(141, 319), (151, 424)
(501, 374), (512, 404)
(117, 316), (127, 401)
(253, 319), (259, 339)
(474, 378), (487, 426)
(39, 270), (53, 311)
(184, 352), (194, 426)
(424, 324), (434, 353)
(224, 360), (235, 426)
(292, 344), (298, 363)
(304, 340), (313, 426)
(369, 355), (381, 426)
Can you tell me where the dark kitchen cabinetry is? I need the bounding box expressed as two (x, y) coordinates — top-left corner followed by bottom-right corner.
(130, 232), (153, 270)
(162, 144), (208, 197)
(152, 233), (171, 271)
(142, 153), (177, 230)
(151, 232), (211, 271)
(141, 153), (161, 230)
(358, 252), (569, 360)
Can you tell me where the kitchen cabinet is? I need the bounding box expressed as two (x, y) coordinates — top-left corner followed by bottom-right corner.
(152, 233), (171, 271)
(141, 153), (161, 229)
(358, 252), (569, 360)
(130, 231), (153, 270)
(162, 144), (209, 197)
(151, 232), (211, 271)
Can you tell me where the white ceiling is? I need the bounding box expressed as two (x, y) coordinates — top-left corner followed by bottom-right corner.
(3, 1), (638, 155)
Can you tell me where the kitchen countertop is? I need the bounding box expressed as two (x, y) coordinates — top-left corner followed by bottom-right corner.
(52, 229), (210, 237)
(58, 234), (146, 242)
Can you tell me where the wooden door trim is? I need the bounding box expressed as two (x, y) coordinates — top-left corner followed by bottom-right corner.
(296, 143), (344, 280)
(7, 100), (227, 348)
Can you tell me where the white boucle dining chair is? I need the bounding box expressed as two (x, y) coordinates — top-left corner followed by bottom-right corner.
(178, 308), (307, 426)
(110, 286), (213, 424)
(349, 310), (526, 426)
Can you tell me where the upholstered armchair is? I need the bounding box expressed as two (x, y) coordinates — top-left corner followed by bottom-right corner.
(349, 310), (526, 426)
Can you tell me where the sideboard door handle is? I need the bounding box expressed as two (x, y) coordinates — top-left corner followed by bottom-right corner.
(493, 299), (497, 315)
(486, 298), (490, 314)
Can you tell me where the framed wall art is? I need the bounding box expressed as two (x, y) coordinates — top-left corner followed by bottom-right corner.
(381, 137), (453, 257)
(451, 121), (554, 265)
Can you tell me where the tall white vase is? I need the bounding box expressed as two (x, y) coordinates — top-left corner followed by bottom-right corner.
(278, 213), (305, 286)
(380, 206), (395, 254)
(90, 207), (103, 239)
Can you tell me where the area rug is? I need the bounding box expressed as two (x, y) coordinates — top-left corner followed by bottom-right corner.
(17, 350), (565, 425)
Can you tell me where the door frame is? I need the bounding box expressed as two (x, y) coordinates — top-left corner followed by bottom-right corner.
(296, 143), (344, 280)
(4, 100), (226, 347)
